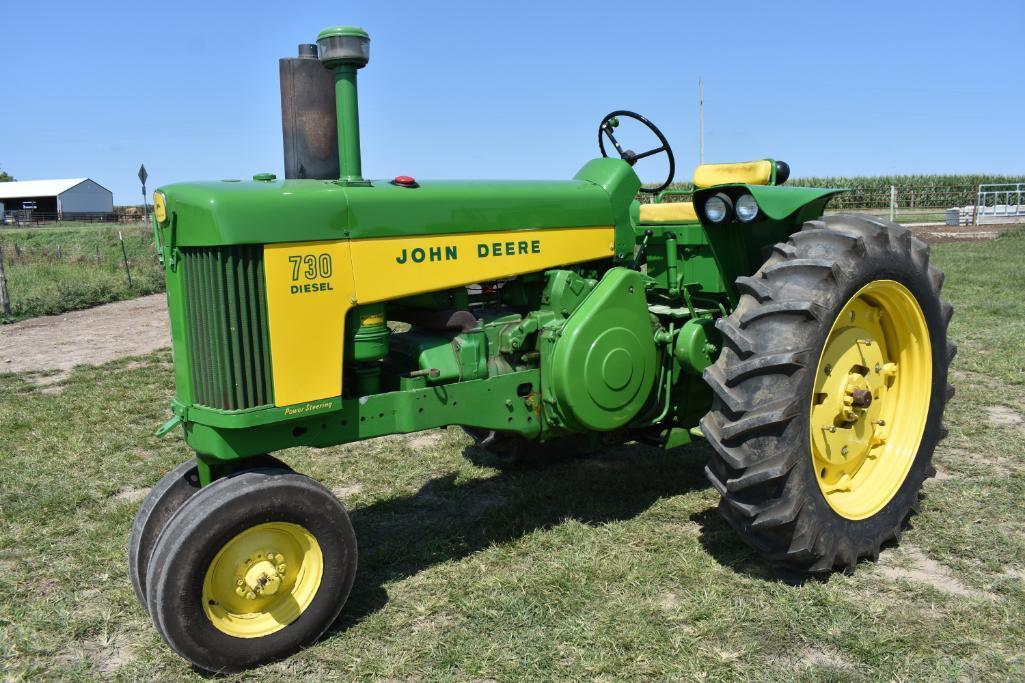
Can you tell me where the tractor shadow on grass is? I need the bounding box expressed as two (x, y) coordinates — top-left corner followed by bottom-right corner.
(688, 495), (928, 585)
(326, 440), (713, 636)
(688, 508), (825, 587)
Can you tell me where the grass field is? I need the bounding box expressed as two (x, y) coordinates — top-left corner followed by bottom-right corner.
(0, 225), (162, 323)
(1, 230), (1024, 681)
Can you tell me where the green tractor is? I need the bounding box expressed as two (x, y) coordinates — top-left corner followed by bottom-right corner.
(134, 26), (954, 672)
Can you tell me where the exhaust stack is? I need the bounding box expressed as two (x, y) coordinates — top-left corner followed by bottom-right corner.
(279, 43), (339, 180)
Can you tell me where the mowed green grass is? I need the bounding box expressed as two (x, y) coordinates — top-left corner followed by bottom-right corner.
(1, 231), (1024, 681)
(0, 225), (163, 323)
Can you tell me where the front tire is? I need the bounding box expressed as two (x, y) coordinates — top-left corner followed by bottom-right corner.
(128, 455), (289, 609)
(701, 214), (954, 572)
(145, 469), (357, 673)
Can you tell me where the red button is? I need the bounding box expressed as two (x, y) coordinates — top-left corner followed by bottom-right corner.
(393, 175), (417, 187)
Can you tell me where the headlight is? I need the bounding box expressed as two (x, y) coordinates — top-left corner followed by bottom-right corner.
(704, 193), (733, 223)
(735, 193), (759, 222)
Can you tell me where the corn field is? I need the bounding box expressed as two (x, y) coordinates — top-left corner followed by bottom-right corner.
(648, 173), (1025, 211)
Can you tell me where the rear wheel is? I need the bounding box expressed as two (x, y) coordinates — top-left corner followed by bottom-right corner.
(145, 469), (357, 672)
(701, 214), (954, 572)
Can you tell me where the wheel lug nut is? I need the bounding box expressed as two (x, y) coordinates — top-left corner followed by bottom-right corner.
(841, 446), (849, 456)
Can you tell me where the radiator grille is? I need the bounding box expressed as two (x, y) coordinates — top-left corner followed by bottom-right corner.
(182, 246), (273, 410)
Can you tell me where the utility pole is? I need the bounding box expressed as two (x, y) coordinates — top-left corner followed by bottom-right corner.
(698, 78), (705, 165)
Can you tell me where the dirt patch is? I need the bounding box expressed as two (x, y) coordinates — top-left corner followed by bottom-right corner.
(406, 432), (443, 449)
(112, 487), (151, 504)
(1000, 568), (1025, 582)
(800, 645), (849, 670)
(877, 547), (995, 600)
(654, 592), (680, 610)
(57, 631), (134, 677)
(910, 223), (1022, 244)
(934, 446), (1018, 478)
(0, 294), (169, 378)
(985, 405), (1023, 428)
(465, 493), (507, 516)
(333, 483), (364, 498)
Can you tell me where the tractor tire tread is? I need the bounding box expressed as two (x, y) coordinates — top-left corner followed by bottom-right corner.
(701, 213), (953, 573)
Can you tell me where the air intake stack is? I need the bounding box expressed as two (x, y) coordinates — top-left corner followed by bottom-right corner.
(316, 26), (371, 186)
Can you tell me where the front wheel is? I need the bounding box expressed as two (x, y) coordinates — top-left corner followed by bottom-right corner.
(702, 214), (954, 572)
(145, 468), (357, 672)
(128, 455), (290, 609)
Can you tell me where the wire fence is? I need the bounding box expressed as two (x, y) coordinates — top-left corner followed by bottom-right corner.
(0, 225), (162, 322)
(2, 211), (140, 226)
(821, 186), (977, 211)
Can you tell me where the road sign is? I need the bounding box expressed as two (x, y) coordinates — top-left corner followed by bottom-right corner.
(138, 164), (148, 185)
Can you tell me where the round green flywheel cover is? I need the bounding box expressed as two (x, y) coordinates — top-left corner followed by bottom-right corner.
(550, 268), (657, 431)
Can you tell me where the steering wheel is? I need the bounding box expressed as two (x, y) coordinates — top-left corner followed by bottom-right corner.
(598, 110), (675, 193)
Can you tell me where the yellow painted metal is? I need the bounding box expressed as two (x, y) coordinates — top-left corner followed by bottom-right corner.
(264, 240), (356, 407)
(810, 280), (932, 520)
(153, 192), (167, 223)
(202, 522), (324, 638)
(638, 202), (698, 223)
(348, 226), (614, 303)
(264, 227), (614, 406)
(693, 160), (773, 188)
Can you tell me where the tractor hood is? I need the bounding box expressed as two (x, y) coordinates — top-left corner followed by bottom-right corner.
(158, 173), (623, 248)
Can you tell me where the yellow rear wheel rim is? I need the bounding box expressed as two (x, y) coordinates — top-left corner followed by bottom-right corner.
(810, 280), (932, 520)
(202, 522), (323, 638)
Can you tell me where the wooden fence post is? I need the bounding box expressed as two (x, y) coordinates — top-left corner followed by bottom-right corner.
(119, 231), (133, 287)
(0, 245), (12, 317)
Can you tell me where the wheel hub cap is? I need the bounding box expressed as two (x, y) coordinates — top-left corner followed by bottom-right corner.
(202, 522), (323, 638)
(810, 280), (932, 520)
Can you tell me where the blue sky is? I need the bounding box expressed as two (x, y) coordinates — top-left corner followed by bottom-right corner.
(1, 0), (1022, 204)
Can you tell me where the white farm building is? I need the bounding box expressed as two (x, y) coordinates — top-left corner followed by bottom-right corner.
(0, 178), (114, 219)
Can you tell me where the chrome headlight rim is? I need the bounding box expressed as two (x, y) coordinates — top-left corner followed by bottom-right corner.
(735, 193), (760, 222)
(704, 192), (734, 224)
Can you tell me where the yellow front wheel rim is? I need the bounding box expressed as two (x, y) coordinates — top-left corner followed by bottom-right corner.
(810, 280), (932, 520)
(202, 522), (323, 638)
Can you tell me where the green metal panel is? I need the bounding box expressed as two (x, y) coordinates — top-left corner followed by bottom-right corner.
(692, 184), (843, 222)
(545, 268), (657, 432)
(573, 157), (642, 259)
(184, 370), (542, 461)
(155, 162), (632, 248)
(181, 246), (273, 410)
(743, 185), (843, 220)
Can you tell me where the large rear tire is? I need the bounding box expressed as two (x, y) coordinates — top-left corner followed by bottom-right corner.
(701, 214), (954, 572)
